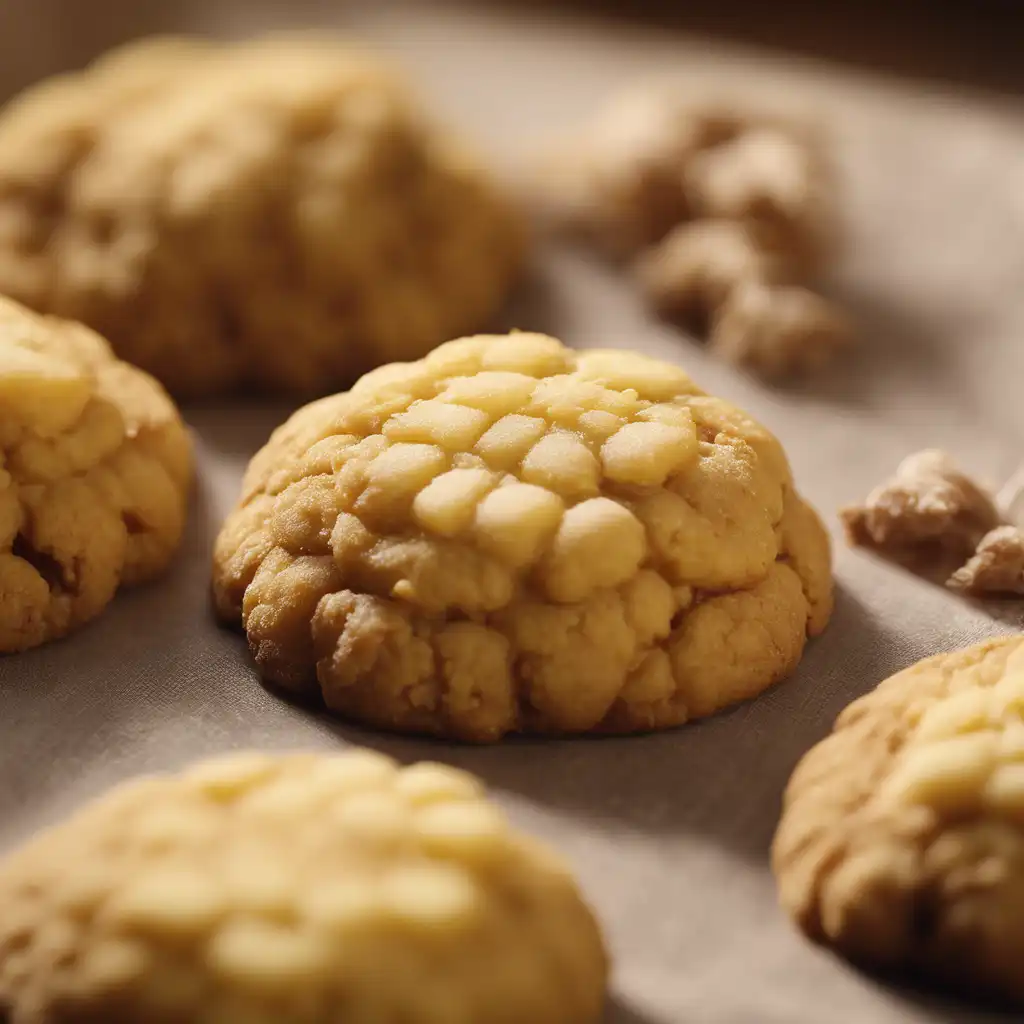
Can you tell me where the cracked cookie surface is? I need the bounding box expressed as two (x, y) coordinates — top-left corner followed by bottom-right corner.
(0, 750), (608, 1023)
(0, 295), (191, 652)
(773, 635), (1024, 1007)
(213, 332), (832, 741)
(0, 35), (522, 399)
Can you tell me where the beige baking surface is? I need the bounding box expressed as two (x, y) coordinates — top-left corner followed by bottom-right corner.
(2, 2), (1024, 1021)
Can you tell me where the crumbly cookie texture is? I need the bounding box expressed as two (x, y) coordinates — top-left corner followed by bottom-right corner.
(212, 332), (833, 742)
(0, 295), (191, 652)
(0, 35), (522, 399)
(842, 450), (1001, 570)
(530, 87), (847, 379)
(0, 750), (608, 1023)
(773, 636), (1024, 1007)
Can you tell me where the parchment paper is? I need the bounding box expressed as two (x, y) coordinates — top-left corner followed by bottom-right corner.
(2, 3), (1024, 1021)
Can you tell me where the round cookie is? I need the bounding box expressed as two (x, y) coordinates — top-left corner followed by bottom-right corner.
(0, 36), (522, 399)
(0, 296), (191, 652)
(0, 750), (608, 1023)
(773, 635), (1024, 1007)
(213, 331), (832, 741)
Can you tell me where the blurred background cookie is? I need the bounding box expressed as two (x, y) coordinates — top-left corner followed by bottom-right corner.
(774, 636), (1024, 1008)
(0, 296), (191, 652)
(0, 35), (523, 399)
(0, 749), (608, 1023)
(212, 331), (833, 742)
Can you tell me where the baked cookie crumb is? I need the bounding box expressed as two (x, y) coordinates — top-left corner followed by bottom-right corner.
(530, 90), (745, 257)
(529, 86), (849, 380)
(841, 450), (1001, 571)
(710, 281), (851, 379)
(682, 123), (836, 273)
(948, 525), (1024, 596)
(0, 749), (608, 1024)
(633, 219), (793, 328)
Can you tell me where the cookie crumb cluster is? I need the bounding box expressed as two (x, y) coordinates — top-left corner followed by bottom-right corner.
(531, 88), (851, 378)
(0, 750), (608, 1024)
(842, 449), (1024, 597)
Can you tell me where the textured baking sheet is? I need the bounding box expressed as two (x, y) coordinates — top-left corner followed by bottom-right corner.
(2, 2), (1024, 1021)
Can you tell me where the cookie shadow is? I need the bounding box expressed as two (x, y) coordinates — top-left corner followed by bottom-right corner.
(300, 583), (912, 860)
(964, 598), (1024, 630)
(849, 546), (1024, 630)
(854, 963), (1021, 1023)
(0, 462), (224, 833)
(603, 997), (661, 1024)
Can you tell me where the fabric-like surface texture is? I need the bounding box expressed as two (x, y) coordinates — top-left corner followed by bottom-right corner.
(2, 2), (1023, 1022)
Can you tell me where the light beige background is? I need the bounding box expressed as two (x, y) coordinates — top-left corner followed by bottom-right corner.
(1, 2), (1023, 1021)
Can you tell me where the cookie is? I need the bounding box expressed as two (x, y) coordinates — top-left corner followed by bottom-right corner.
(841, 450), (1001, 573)
(0, 750), (608, 1023)
(213, 332), (832, 742)
(0, 296), (191, 652)
(773, 636), (1024, 1007)
(0, 36), (522, 399)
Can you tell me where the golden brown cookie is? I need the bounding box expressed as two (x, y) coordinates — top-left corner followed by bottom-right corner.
(0, 36), (522, 399)
(0, 296), (191, 652)
(0, 749), (608, 1024)
(212, 332), (833, 742)
(773, 635), (1024, 1007)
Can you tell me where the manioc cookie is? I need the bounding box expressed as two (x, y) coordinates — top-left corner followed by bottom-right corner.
(773, 635), (1024, 1007)
(0, 35), (523, 399)
(0, 295), (191, 652)
(212, 331), (833, 742)
(0, 750), (608, 1024)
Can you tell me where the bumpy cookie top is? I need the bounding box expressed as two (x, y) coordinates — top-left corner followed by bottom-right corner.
(773, 636), (1024, 1005)
(0, 750), (607, 1024)
(213, 332), (832, 741)
(0, 35), (522, 398)
(0, 296), (191, 651)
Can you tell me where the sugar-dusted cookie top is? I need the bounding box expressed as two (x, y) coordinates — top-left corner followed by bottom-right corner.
(0, 296), (191, 651)
(0, 35), (522, 398)
(213, 332), (832, 741)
